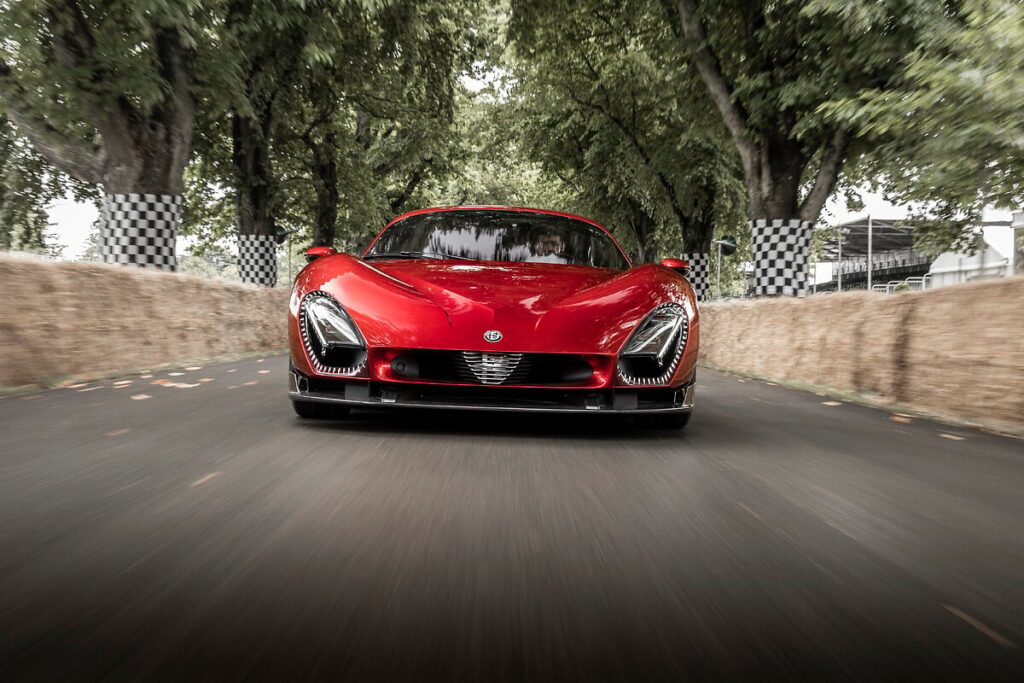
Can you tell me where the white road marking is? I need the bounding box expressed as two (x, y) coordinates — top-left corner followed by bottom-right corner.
(939, 433), (966, 441)
(106, 429), (131, 437)
(130, 394), (152, 400)
(943, 605), (1017, 648)
(257, 370), (270, 374)
(190, 472), (223, 488)
(167, 372), (184, 377)
(890, 416), (912, 424)
(821, 401), (842, 406)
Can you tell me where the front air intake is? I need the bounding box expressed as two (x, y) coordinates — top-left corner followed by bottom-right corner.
(460, 352), (524, 385)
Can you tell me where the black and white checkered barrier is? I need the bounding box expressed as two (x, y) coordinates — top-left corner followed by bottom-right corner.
(681, 252), (711, 301)
(238, 234), (277, 287)
(99, 193), (181, 270)
(751, 219), (814, 297)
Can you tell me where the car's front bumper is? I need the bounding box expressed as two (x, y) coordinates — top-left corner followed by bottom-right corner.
(289, 369), (695, 414)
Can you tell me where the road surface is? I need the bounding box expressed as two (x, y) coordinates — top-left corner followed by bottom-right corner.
(1, 355), (1022, 681)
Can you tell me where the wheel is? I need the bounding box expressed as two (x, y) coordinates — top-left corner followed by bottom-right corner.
(637, 411), (692, 430)
(292, 400), (350, 420)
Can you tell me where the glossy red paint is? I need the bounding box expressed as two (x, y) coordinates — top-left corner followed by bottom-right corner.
(289, 207), (699, 390)
(659, 258), (690, 272)
(304, 246), (337, 262)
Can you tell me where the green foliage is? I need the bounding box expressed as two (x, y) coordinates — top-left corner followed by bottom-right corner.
(420, 85), (570, 210)
(3, 0), (1019, 275)
(183, 0), (480, 253)
(661, 0), (964, 223)
(508, 0), (747, 260)
(823, 0), (1024, 216)
(0, 114), (96, 253)
(907, 216), (979, 258)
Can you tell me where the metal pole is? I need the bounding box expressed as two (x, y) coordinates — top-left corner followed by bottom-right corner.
(867, 215), (873, 290)
(287, 235), (292, 282)
(716, 242), (722, 300)
(1012, 211), (1024, 276)
(837, 228), (843, 292)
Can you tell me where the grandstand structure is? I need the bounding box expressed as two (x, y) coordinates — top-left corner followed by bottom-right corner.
(814, 218), (930, 293)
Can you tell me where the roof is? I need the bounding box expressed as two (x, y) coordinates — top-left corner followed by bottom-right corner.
(818, 218), (915, 258)
(819, 217), (1014, 259)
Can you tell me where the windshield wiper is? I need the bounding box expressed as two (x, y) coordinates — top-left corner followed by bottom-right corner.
(363, 251), (475, 261)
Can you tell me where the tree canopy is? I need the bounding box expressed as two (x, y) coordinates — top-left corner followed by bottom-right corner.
(0, 0), (1019, 287)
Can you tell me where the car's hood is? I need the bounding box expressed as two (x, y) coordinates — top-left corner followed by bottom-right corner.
(295, 254), (695, 354)
(370, 260), (620, 315)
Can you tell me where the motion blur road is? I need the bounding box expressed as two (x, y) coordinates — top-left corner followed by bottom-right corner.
(1, 355), (1022, 681)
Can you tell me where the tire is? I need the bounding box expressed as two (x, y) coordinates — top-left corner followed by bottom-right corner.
(292, 400), (350, 420)
(637, 411), (692, 430)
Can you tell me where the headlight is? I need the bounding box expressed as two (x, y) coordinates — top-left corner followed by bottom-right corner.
(305, 295), (363, 349)
(617, 303), (688, 385)
(299, 292), (367, 376)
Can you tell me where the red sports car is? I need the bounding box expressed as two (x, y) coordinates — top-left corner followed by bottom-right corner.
(288, 207), (699, 428)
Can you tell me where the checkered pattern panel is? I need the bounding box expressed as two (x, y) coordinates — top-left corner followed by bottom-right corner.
(681, 252), (710, 301)
(238, 234), (277, 287)
(100, 194), (181, 270)
(751, 219), (814, 297)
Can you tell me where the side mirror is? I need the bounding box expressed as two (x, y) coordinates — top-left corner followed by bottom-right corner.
(659, 258), (690, 277)
(305, 246), (337, 263)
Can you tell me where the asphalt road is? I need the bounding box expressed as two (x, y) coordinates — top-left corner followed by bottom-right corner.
(1, 355), (1022, 681)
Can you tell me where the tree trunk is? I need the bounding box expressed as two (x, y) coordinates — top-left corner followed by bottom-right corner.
(625, 198), (656, 264)
(233, 110), (277, 286)
(306, 131), (339, 248)
(2, 21), (194, 272)
(672, 1), (852, 296)
(677, 183), (716, 301)
(97, 98), (192, 271)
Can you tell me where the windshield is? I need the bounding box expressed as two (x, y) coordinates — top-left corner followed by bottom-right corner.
(365, 210), (629, 270)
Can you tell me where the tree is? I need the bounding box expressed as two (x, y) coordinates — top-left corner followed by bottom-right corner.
(823, 0), (1024, 254)
(0, 114), (97, 253)
(667, 0), (958, 295)
(0, 0), (211, 269)
(178, 0), (478, 279)
(290, 0), (480, 251)
(508, 0), (746, 297)
(219, 0), (327, 285)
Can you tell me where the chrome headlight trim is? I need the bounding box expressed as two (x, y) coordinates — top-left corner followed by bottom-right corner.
(617, 302), (689, 386)
(299, 291), (367, 377)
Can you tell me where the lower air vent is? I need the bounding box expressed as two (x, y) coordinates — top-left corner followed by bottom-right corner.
(461, 352), (523, 385)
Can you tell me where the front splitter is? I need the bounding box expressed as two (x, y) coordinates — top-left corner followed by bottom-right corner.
(289, 374), (695, 415)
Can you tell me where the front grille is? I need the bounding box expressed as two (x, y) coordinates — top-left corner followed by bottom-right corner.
(460, 352), (525, 385)
(389, 350), (595, 386)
